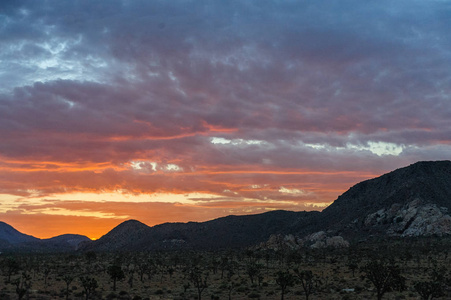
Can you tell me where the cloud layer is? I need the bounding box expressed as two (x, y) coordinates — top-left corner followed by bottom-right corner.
(1, 0), (450, 238)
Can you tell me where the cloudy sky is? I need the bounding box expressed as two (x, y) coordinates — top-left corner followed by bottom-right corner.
(1, 0), (450, 239)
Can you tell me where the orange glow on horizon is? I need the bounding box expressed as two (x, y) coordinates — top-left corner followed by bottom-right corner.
(0, 190), (334, 239)
(0, 153), (382, 240)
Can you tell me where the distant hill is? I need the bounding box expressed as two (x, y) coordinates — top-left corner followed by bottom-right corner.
(81, 210), (320, 251)
(43, 234), (91, 250)
(0, 221), (39, 245)
(3, 160), (451, 252)
(0, 223), (90, 253)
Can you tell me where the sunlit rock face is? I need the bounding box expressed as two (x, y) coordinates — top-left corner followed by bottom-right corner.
(364, 199), (451, 237)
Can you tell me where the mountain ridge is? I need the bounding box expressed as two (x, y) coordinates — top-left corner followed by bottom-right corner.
(0, 222), (91, 252)
(2, 160), (450, 252)
(319, 160), (451, 238)
(0, 221), (40, 244)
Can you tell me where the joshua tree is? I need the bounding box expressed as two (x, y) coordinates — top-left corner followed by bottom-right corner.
(223, 263), (238, 300)
(347, 259), (359, 277)
(79, 276), (98, 300)
(189, 266), (208, 300)
(414, 267), (446, 300)
(414, 281), (444, 300)
(141, 258), (157, 282)
(42, 264), (51, 287)
(294, 269), (315, 300)
(245, 261), (262, 285)
(4, 257), (21, 283)
(107, 264), (125, 291)
(13, 272), (32, 300)
(361, 260), (405, 300)
(62, 274), (74, 300)
(275, 270), (296, 300)
(136, 261), (148, 282)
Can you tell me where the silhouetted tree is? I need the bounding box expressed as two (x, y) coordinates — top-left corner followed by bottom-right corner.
(414, 267), (446, 300)
(294, 269), (315, 300)
(62, 274), (74, 300)
(275, 270), (296, 300)
(347, 260), (358, 277)
(136, 261), (148, 282)
(223, 262), (238, 300)
(4, 257), (20, 283)
(79, 276), (98, 300)
(245, 261), (262, 285)
(145, 258), (156, 282)
(189, 266), (208, 300)
(107, 264), (125, 291)
(42, 264), (51, 287)
(13, 272), (32, 300)
(219, 255), (229, 279)
(414, 281), (444, 300)
(361, 260), (405, 300)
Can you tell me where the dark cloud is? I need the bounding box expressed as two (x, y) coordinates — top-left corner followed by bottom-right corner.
(0, 0), (450, 228)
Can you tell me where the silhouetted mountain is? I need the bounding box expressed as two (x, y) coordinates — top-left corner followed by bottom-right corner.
(82, 160), (451, 251)
(89, 219), (150, 250)
(44, 234), (91, 249)
(0, 223), (90, 253)
(81, 210), (320, 251)
(3, 160), (451, 252)
(0, 221), (39, 245)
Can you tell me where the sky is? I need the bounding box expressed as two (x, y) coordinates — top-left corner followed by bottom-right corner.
(1, 0), (450, 239)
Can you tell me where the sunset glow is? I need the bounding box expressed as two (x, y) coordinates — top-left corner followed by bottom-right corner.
(1, 1), (450, 239)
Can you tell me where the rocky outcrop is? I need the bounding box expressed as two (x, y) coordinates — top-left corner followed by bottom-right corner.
(261, 231), (349, 250)
(363, 199), (451, 237)
(261, 234), (304, 251)
(320, 161), (451, 239)
(325, 236), (350, 248)
(306, 231), (350, 249)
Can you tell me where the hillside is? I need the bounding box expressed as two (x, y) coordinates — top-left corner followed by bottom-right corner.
(82, 210), (320, 251)
(320, 160), (451, 239)
(0, 223), (90, 253)
(84, 160), (451, 251)
(0, 222), (39, 250)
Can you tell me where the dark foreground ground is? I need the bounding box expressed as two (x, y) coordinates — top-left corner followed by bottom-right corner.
(1, 237), (450, 300)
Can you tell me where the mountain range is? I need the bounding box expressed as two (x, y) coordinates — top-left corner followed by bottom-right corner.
(1, 160), (450, 252)
(0, 221), (90, 252)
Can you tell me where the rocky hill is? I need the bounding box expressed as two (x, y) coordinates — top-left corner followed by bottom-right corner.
(318, 160), (451, 239)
